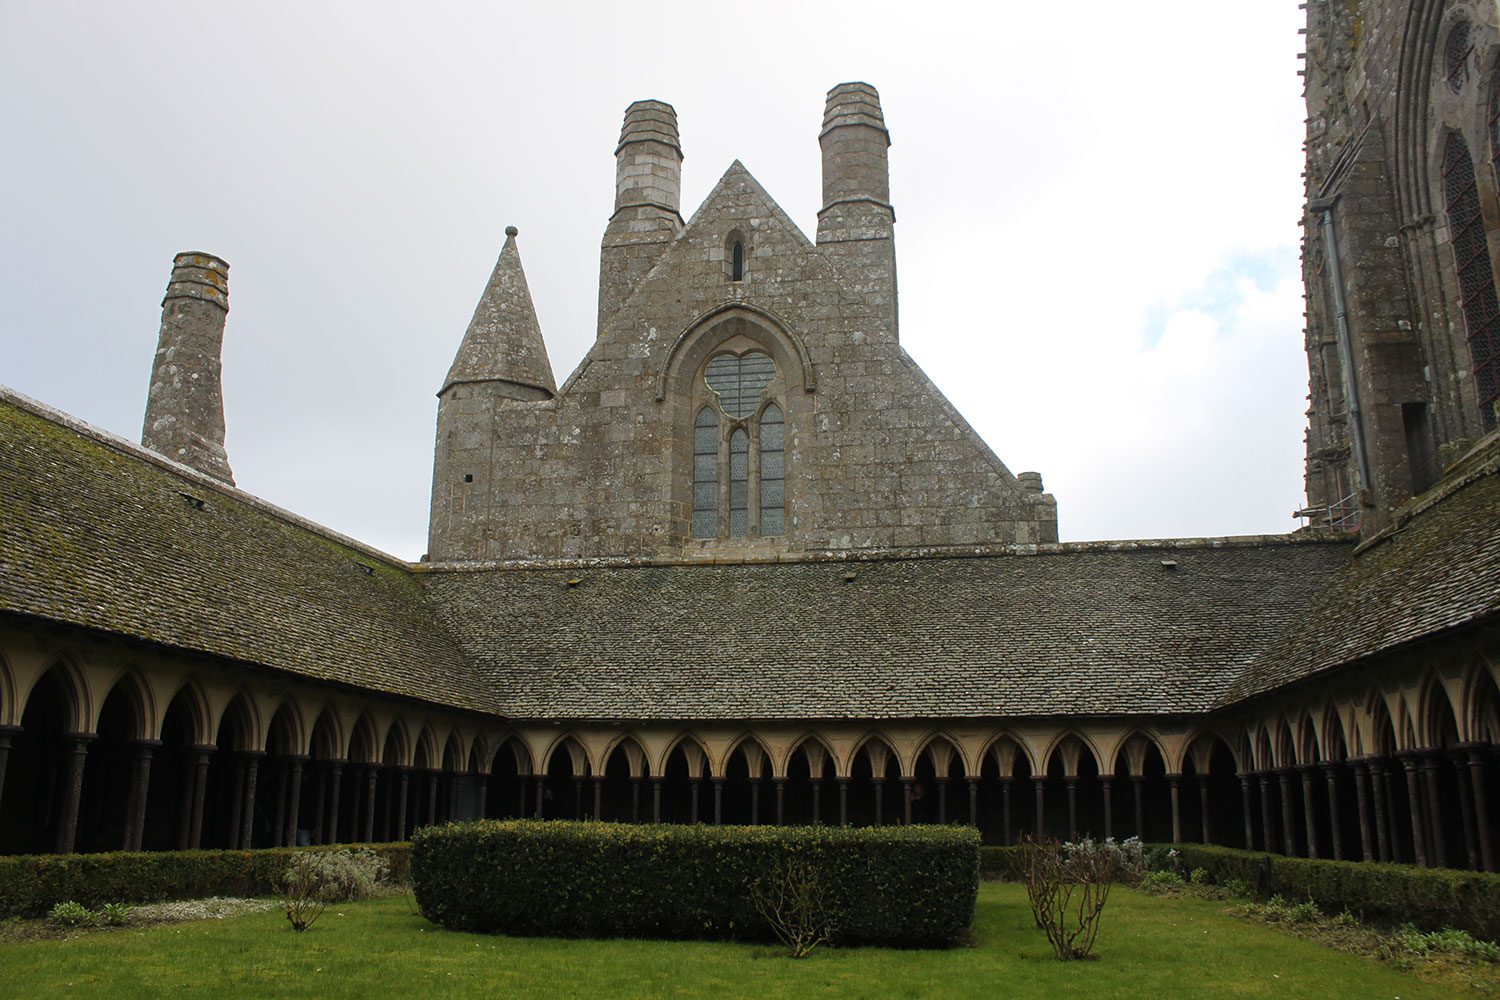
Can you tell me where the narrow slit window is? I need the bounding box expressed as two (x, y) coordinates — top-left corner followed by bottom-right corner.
(728, 428), (749, 537)
(693, 408), (719, 538)
(1442, 131), (1500, 429)
(731, 241), (745, 281)
(759, 404), (784, 536)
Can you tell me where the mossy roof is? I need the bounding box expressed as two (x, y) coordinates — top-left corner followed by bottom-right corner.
(0, 391), (483, 713)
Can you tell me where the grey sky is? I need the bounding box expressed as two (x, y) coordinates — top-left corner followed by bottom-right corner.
(1, 2), (1310, 559)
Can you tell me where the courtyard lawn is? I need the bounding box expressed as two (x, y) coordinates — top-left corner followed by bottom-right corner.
(0, 884), (1467, 999)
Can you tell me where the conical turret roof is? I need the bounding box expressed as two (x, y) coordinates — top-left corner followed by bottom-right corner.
(441, 226), (556, 396)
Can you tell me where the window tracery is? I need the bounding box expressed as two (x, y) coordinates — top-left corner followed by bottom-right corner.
(689, 347), (786, 540)
(1442, 131), (1500, 428)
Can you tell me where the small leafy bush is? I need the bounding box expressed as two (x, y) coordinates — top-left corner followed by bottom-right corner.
(411, 820), (978, 947)
(1189, 867), (1209, 885)
(99, 902), (131, 926)
(1222, 878), (1252, 899)
(47, 900), (97, 928)
(1139, 870), (1185, 894)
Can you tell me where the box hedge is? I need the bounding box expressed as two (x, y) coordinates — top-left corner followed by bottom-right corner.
(411, 820), (979, 947)
(1166, 843), (1500, 942)
(0, 843), (410, 918)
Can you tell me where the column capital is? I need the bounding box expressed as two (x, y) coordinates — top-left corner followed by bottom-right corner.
(132, 738), (164, 749)
(0, 724), (22, 736)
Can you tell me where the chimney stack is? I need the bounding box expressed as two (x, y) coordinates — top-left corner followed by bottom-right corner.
(597, 99), (683, 333)
(141, 252), (235, 484)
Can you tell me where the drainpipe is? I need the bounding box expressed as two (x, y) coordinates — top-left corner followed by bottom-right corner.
(1313, 198), (1373, 494)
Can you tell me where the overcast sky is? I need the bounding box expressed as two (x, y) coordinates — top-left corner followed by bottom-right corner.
(1, 2), (1310, 560)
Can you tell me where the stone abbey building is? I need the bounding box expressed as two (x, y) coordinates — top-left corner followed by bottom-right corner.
(1, 2), (1497, 873)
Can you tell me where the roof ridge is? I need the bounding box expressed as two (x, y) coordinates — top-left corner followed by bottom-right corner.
(0, 384), (415, 572)
(420, 530), (1354, 574)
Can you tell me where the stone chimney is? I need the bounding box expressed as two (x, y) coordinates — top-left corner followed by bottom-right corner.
(597, 99), (683, 333)
(141, 252), (234, 484)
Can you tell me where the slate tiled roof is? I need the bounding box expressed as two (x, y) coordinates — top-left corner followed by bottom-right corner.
(1227, 443), (1500, 704)
(0, 390), (484, 712)
(423, 539), (1353, 720)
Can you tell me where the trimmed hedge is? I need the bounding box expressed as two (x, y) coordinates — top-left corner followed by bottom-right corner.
(411, 820), (979, 947)
(0, 843), (410, 919)
(1167, 844), (1500, 942)
(980, 845), (1023, 880)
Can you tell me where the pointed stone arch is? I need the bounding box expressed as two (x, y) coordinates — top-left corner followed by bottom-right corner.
(657, 304), (817, 403)
(914, 729), (972, 779)
(658, 732), (709, 779)
(22, 656), (88, 735)
(0, 647), (16, 728)
(308, 707), (345, 762)
(161, 676), (213, 747)
(214, 692), (260, 753)
(94, 667), (154, 743)
(412, 725), (440, 771)
(1463, 661), (1500, 743)
(782, 732), (836, 780)
(347, 715), (380, 765)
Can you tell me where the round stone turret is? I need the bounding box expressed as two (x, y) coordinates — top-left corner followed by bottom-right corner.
(819, 82), (891, 213)
(614, 99), (682, 215)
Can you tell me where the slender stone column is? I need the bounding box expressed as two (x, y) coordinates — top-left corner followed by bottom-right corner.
(903, 779), (913, 826)
(1453, 749), (1479, 871)
(1168, 776), (1182, 845)
(327, 761), (344, 843)
(811, 779), (822, 825)
(395, 768), (410, 841)
(713, 779), (724, 825)
(630, 776), (641, 823)
(1198, 775), (1211, 844)
(1385, 763), (1404, 861)
(594, 776), (604, 822)
(967, 778), (978, 828)
(1277, 770), (1297, 856)
(518, 775), (529, 819)
(426, 770), (440, 828)
(1238, 774), (1255, 849)
(1420, 754), (1445, 868)
(652, 779), (662, 823)
(1323, 765), (1343, 861)
(749, 777), (760, 825)
(1466, 747), (1494, 872)
(1001, 779), (1012, 845)
(1065, 778), (1079, 839)
(777, 780), (787, 826)
(937, 778), (948, 825)
(476, 775), (488, 821)
(1035, 778), (1046, 838)
(841, 779), (851, 828)
(536, 775), (546, 819)
(188, 748), (211, 849)
(125, 740), (159, 852)
(1400, 754), (1428, 867)
(228, 758), (246, 850)
(1369, 759), (1391, 862)
(572, 778), (583, 820)
(239, 752), (262, 850)
(1131, 776), (1144, 838)
(1352, 761), (1374, 863)
(1257, 773), (1275, 853)
(311, 762), (328, 845)
(362, 767), (378, 842)
(0, 727), (17, 821)
(873, 780), (883, 827)
(1101, 778), (1113, 839)
(1298, 767), (1319, 859)
(271, 760), (288, 848)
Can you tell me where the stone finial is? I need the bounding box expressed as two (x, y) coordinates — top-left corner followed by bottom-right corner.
(1018, 472), (1045, 494)
(441, 227), (556, 398)
(141, 252), (235, 484)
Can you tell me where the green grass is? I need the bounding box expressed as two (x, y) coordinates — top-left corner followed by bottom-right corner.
(0, 884), (1470, 999)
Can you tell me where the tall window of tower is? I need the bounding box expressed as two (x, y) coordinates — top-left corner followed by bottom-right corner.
(691, 348), (785, 539)
(1446, 20), (1473, 93)
(731, 241), (745, 281)
(692, 408), (720, 538)
(1441, 131), (1500, 429)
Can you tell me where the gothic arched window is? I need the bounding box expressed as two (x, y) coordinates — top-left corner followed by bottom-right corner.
(692, 407), (719, 538)
(691, 348), (786, 539)
(1441, 131), (1500, 428)
(731, 242), (745, 281)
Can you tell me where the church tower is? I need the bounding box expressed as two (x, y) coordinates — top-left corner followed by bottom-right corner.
(428, 226), (556, 560)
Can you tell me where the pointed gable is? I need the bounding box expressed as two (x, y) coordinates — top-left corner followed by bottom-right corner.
(442, 226), (556, 397)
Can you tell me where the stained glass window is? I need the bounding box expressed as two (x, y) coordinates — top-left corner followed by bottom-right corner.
(759, 404), (784, 536)
(1446, 21), (1472, 94)
(728, 429), (749, 537)
(1442, 131), (1500, 429)
(693, 407), (719, 538)
(704, 352), (775, 417)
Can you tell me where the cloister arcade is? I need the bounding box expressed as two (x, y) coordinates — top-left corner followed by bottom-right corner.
(1, 622), (1495, 874)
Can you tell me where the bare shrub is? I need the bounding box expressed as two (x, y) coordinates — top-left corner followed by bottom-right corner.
(275, 849), (391, 933)
(749, 856), (833, 958)
(1011, 836), (1117, 960)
